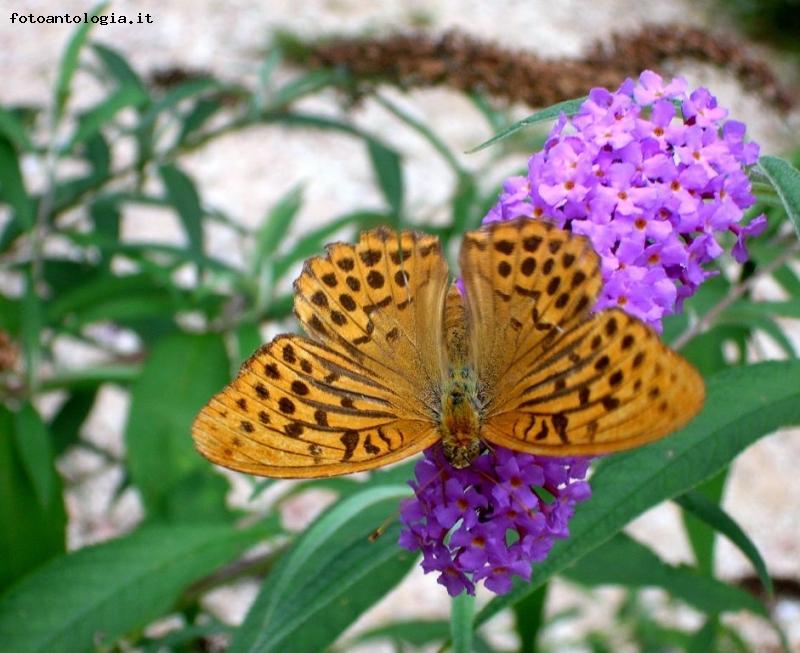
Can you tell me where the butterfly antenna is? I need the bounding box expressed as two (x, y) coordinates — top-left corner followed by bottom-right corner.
(368, 514), (397, 542)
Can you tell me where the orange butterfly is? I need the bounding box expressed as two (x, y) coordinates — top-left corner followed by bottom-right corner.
(192, 218), (704, 478)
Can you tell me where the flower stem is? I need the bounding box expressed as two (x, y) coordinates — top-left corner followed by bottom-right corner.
(448, 592), (476, 653)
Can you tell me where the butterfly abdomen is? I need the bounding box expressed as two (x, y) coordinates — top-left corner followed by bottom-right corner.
(440, 367), (482, 468)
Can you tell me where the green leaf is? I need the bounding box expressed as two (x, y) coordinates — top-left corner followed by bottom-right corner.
(21, 270), (42, 391)
(564, 533), (765, 616)
(759, 155), (800, 238)
(54, 2), (109, 121)
(251, 49), (283, 114)
(251, 185), (303, 267)
(91, 43), (147, 94)
(467, 96), (587, 153)
(348, 620), (450, 648)
(40, 260), (101, 302)
(452, 173), (479, 233)
(40, 365), (142, 393)
(176, 96), (224, 145)
(64, 84), (147, 151)
(138, 77), (220, 129)
(720, 309), (797, 358)
(513, 583), (547, 653)
(686, 619), (718, 653)
(367, 139), (404, 220)
(728, 299), (800, 319)
(234, 322), (263, 367)
(773, 265), (800, 298)
(159, 164), (205, 267)
(125, 332), (230, 520)
(375, 95), (464, 176)
(52, 134), (112, 213)
(0, 135), (34, 230)
(0, 521), (276, 653)
(267, 69), (346, 109)
(450, 593), (475, 653)
(680, 326), (747, 375)
(230, 485), (414, 653)
(272, 211), (388, 280)
(0, 106), (34, 151)
(89, 196), (121, 264)
(676, 490), (772, 597)
(50, 389), (97, 456)
(680, 469), (727, 577)
(46, 273), (177, 324)
(0, 406), (65, 588)
(0, 296), (20, 332)
(476, 360), (800, 626)
(12, 403), (55, 509)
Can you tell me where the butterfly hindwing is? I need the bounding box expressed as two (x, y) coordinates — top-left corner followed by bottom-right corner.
(480, 309), (705, 455)
(192, 334), (440, 478)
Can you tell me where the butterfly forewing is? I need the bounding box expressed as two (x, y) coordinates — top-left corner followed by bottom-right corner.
(459, 218), (602, 408)
(294, 227), (449, 417)
(193, 227), (449, 478)
(461, 219), (705, 456)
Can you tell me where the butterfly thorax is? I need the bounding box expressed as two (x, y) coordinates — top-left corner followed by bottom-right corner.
(440, 285), (482, 468)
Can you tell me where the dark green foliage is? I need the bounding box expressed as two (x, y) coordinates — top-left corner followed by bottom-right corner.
(0, 16), (799, 653)
(721, 0), (800, 49)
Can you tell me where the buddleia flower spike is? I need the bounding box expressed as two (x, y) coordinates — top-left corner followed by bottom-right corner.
(399, 70), (765, 596)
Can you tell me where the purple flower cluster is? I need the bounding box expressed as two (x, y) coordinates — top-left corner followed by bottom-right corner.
(486, 70), (766, 329)
(399, 447), (590, 596)
(398, 71), (764, 596)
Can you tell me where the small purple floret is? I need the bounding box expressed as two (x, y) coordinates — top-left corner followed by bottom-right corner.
(399, 447), (590, 596)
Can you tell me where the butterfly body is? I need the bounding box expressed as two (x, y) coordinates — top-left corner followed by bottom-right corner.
(440, 365), (482, 468)
(193, 218), (705, 479)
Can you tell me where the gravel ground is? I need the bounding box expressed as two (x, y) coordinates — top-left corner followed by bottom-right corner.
(3, 1), (800, 651)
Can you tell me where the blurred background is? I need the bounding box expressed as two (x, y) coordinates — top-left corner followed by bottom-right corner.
(2, 0), (800, 651)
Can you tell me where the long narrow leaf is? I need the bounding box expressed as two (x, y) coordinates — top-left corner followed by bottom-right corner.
(759, 156), (800, 238)
(366, 139), (404, 220)
(675, 491), (773, 597)
(230, 485), (413, 653)
(0, 107), (34, 152)
(0, 136), (34, 229)
(54, 2), (109, 120)
(0, 407), (66, 587)
(159, 164), (205, 267)
(564, 533), (765, 616)
(252, 185), (303, 267)
(476, 360), (800, 626)
(64, 85), (147, 151)
(11, 404), (55, 509)
(0, 522), (276, 653)
(467, 96), (586, 153)
(91, 43), (147, 93)
(125, 332), (230, 520)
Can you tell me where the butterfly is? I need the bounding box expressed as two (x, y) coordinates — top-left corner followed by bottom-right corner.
(192, 218), (705, 478)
